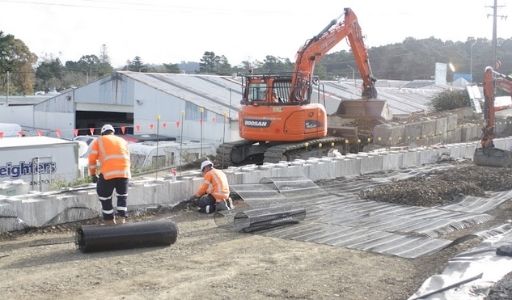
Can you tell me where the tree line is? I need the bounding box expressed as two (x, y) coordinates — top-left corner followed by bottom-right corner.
(1, 30), (511, 95)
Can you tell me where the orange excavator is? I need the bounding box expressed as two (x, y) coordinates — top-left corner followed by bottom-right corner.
(474, 66), (512, 167)
(217, 8), (390, 166)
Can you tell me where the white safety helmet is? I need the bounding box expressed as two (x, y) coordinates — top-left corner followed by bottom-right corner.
(100, 124), (115, 135)
(200, 160), (213, 172)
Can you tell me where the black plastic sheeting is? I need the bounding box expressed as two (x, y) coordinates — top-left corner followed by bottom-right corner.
(76, 220), (178, 253)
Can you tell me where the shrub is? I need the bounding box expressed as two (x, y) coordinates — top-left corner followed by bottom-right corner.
(430, 89), (471, 112)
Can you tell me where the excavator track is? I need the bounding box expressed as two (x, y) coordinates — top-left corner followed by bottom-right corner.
(263, 136), (345, 164)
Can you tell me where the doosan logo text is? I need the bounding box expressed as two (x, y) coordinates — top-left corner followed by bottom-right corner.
(244, 119), (271, 128)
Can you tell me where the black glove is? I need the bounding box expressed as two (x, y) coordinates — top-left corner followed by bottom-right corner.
(90, 175), (98, 183)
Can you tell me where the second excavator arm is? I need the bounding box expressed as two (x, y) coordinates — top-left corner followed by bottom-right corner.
(481, 66), (512, 149)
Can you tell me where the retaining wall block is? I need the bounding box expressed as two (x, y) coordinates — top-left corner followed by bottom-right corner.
(446, 113), (458, 131)
(404, 122), (423, 141)
(383, 151), (403, 171)
(421, 119), (436, 138)
(435, 117), (448, 136)
(359, 153), (384, 174)
(373, 123), (405, 146)
(401, 150), (420, 168)
(445, 127), (462, 144)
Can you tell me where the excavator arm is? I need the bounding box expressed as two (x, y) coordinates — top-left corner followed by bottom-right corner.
(474, 66), (512, 167)
(291, 7), (377, 102)
(481, 67), (512, 149)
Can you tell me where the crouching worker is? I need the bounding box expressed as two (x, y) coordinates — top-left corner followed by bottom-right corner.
(189, 160), (233, 214)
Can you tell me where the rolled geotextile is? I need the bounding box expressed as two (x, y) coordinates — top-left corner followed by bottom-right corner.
(232, 206), (306, 233)
(76, 220), (178, 253)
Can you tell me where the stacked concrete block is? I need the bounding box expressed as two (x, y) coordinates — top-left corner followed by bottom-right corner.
(127, 181), (147, 207)
(0, 200), (26, 232)
(419, 148), (440, 165)
(305, 159), (328, 181)
(401, 150), (420, 168)
(445, 113), (458, 131)
(373, 123), (405, 146)
(383, 151), (403, 170)
(319, 157), (338, 179)
(404, 122), (423, 142)
(421, 119), (436, 140)
(445, 144), (465, 160)
(270, 162), (306, 178)
(462, 143), (478, 159)
(445, 127), (462, 144)
(460, 124), (481, 142)
(435, 117), (448, 136)
(359, 153), (384, 174)
(340, 156), (362, 177)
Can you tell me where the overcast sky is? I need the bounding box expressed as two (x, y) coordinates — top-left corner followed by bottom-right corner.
(1, 0), (511, 68)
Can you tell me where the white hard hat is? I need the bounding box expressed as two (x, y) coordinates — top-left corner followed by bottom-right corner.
(200, 160), (213, 171)
(101, 124), (114, 135)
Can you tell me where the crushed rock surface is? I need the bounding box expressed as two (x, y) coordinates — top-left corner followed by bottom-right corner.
(361, 164), (512, 207)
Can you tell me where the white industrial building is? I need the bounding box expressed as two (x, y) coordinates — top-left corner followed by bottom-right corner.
(0, 71), (445, 143)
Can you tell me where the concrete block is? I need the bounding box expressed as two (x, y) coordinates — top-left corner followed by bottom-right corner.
(446, 113), (458, 131)
(341, 157), (361, 177)
(421, 119), (436, 138)
(428, 135), (444, 145)
(0, 202), (25, 232)
(319, 157), (338, 180)
(446, 144), (464, 159)
(373, 123), (405, 146)
(419, 148), (437, 165)
(435, 117), (448, 136)
(382, 151), (403, 171)
(401, 150), (420, 168)
(445, 128), (462, 144)
(404, 122), (422, 141)
(359, 153), (384, 174)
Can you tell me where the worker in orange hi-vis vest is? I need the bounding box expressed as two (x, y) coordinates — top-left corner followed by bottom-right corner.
(88, 124), (131, 225)
(188, 160), (233, 214)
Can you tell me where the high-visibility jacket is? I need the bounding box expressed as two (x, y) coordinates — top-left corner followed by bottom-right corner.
(88, 135), (131, 180)
(195, 168), (230, 202)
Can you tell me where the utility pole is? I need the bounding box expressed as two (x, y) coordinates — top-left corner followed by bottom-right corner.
(6, 71), (10, 105)
(488, 0), (507, 69)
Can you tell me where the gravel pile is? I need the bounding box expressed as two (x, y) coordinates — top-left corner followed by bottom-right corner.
(361, 165), (512, 207)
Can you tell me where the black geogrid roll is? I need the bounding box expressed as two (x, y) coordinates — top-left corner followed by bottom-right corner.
(76, 220), (178, 253)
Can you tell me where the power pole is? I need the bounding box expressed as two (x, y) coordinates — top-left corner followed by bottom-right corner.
(488, 0), (507, 69)
(6, 71), (9, 105)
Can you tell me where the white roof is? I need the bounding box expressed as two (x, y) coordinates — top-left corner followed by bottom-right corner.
(0, 136), (74, 148)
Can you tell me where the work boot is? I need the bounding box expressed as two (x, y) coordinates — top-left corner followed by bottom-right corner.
(103, 218), (116, 225)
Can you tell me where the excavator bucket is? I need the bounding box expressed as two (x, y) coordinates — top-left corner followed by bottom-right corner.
(473, 147), (512, 168)
(335, 99), (393, 122)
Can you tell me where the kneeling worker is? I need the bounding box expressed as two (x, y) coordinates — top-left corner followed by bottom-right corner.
(190, 160), (233, 213)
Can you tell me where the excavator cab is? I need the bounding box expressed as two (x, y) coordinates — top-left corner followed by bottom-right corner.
(239, 74), (328, 142)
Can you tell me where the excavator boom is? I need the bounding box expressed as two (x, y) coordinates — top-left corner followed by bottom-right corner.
(473, 67), (512, 167)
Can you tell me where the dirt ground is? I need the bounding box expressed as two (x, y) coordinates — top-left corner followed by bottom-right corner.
(1, 163), (512, 300)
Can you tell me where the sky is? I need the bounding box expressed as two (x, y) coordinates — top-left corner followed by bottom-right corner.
(1, 0), (511, 68)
